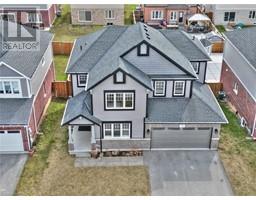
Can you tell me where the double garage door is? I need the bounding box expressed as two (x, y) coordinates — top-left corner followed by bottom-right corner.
(0, 130), (24, 152)
(151, 127), (212, 149)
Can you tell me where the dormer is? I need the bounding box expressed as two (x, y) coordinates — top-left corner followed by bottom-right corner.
(113, 70), (126, 84)
(137, 42), (149, 56)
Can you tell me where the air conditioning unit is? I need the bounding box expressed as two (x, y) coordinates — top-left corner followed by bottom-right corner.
(240, 117), (247, 127)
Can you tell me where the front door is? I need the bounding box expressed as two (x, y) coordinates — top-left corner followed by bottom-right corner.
(179, 12), (183, 23)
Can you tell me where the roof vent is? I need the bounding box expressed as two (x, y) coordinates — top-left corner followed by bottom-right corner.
(144, 28), (148, 32)
(145, 32), (149, 37)
(146, 36), (150, 40)
(143, 24), (147, 28)
(80, 45), (83, 51)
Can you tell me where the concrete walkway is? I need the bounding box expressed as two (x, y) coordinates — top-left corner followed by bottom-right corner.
(75, 156), (144, 167)
(0, 154), (27, 196)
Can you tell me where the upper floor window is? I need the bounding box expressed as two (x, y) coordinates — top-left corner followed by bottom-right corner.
(77, 74), (88, 88)
(138, 43), (149, 56)
(249, 11), (256, 19)
(105, 91), (134, 110)
(79, 10), (92, 22)
(191, 62), (200, 74)
(28, 12), (42, 23)
(105, 10), (114, 19)
(0, 80), (21, 97)
(173, 81), (185, 97)
(233, 82), (238, 95)
(224, 12), (236, 22)
(151, 10), (163, 20)
(114, 71), (125, 84)
(0, 13), (16, 22)
(103, 122), (131, 138)
(154, 80), (166, 96)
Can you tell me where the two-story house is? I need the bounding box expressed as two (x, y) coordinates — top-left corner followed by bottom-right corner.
(0, 21), (54, 153)
(205, 4), (256, 26)
(71, 4), (124, 26)
(61, 23), (227, 157)
(221, 27), (256, 139)
(143, 4), (200, 28)
(0, 4), (57, 29)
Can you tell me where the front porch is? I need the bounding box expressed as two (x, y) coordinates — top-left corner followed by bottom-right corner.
(68, 125), (97, 157)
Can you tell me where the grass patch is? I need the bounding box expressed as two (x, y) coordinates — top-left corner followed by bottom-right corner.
(51, 5), (103, 42)
(215, 25), (226, 33)
(16, 99), (150, 195)
(219, 103), (256, 195)
(54, 55), (69, 81)
(124, 4), (136, 25)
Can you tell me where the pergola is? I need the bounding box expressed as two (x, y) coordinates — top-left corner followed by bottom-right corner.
(187, 14), (212, 32)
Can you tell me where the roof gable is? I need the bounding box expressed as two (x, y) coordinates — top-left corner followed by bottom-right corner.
(0, 62), (23, 77)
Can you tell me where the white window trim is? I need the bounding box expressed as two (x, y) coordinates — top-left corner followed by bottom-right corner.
(0, 79), (22, 98)
(154, 80), (165, 96)
(233, 82), (238, 95)
(77, 73), (88, 89)
(78, 10), (92, 22)
(103, 123), (131, 139)
(105, 9), (115, 19)
(224, 12), (236, 22)
(170, 11), (177, 21)
(0, 12), (16, 22)
(192, 62), (200, 74)
(105, 92), (134, 110)
(27, 12), (42, 23)
(173, 81), (185, 96)
(249, 11), (256, 19)
(151, 10), (163, 20)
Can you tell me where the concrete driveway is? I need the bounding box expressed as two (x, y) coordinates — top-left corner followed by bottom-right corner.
(143, 151), (233, 196)
(0, 154), (27, 196)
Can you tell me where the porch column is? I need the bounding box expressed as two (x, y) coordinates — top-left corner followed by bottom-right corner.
(91, 125), (96, 144)
(68, 125), (74, 151)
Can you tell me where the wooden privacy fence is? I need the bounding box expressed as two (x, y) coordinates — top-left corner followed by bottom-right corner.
(52, 81), (72, 98)
(212, 42), (224, 53)
(208, 82), (223, 96)
(52, 41), (74, 55)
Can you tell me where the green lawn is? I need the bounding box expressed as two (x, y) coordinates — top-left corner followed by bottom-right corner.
(124, 4), (136, 25)
(215, 25), (226, 33)
(219, 103), (256, 195)
(54, 55), (69, 81)
(16, 99), (150, 195)
(50, 5), (103, 42)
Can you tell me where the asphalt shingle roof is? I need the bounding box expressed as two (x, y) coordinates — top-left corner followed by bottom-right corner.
(0, 96), (34, 125)
(61, 91), (101, 126)
(146, 82), (228, 123)
(224, 27), (256, 69)
(0, 21), (53, 78)
(67, 23), (201, 90)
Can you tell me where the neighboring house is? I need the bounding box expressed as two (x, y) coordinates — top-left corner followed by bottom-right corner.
(71, 4), (124, 26)
(143, 4), (200, 27)
(205, 4), (256, 26)
(0, 21), (54, 153)
(0, 4), (57, 29)
(221, 27), (256, 139)
(61, 23), (228, 157)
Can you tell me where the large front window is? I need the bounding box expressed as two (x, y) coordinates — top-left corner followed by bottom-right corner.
(0, 80), (21, 97)
(224, 12), (236, 22)
(151, 10), (163, 20)
(105, 91), (134, 110)
(173, 81), (185, 96)
(103, 122), (131, 138)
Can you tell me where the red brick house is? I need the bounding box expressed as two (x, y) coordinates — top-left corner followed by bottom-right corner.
(0, 21), (54, 153)
(142, 4), (200, 28)
(221, 27), (256, 139)
(0, 4), (57, 29)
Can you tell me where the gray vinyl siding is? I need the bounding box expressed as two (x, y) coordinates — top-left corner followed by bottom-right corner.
(223, 39), (256, 100)
(30, 43), (53, 95)
(20, 78), (29, 97)
(149, 80), (192, 98)
(71, 74), (85, 96)
(91, 74), (147, 138)
(123, 46), (186, 75)
(97, 139), (150, 150)
(198, 62), (207, 83)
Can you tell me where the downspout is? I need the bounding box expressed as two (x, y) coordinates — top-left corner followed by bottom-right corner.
(32, 105), (38, 134)
(252, 112), (256, 138)
(24, 125), (31, 151)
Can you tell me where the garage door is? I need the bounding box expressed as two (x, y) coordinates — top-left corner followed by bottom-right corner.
(151, 127), (212, 149)
(0, 130), (24, 152)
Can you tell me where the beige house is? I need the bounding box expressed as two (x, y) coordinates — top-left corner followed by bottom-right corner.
(71, 4), (124, 25)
